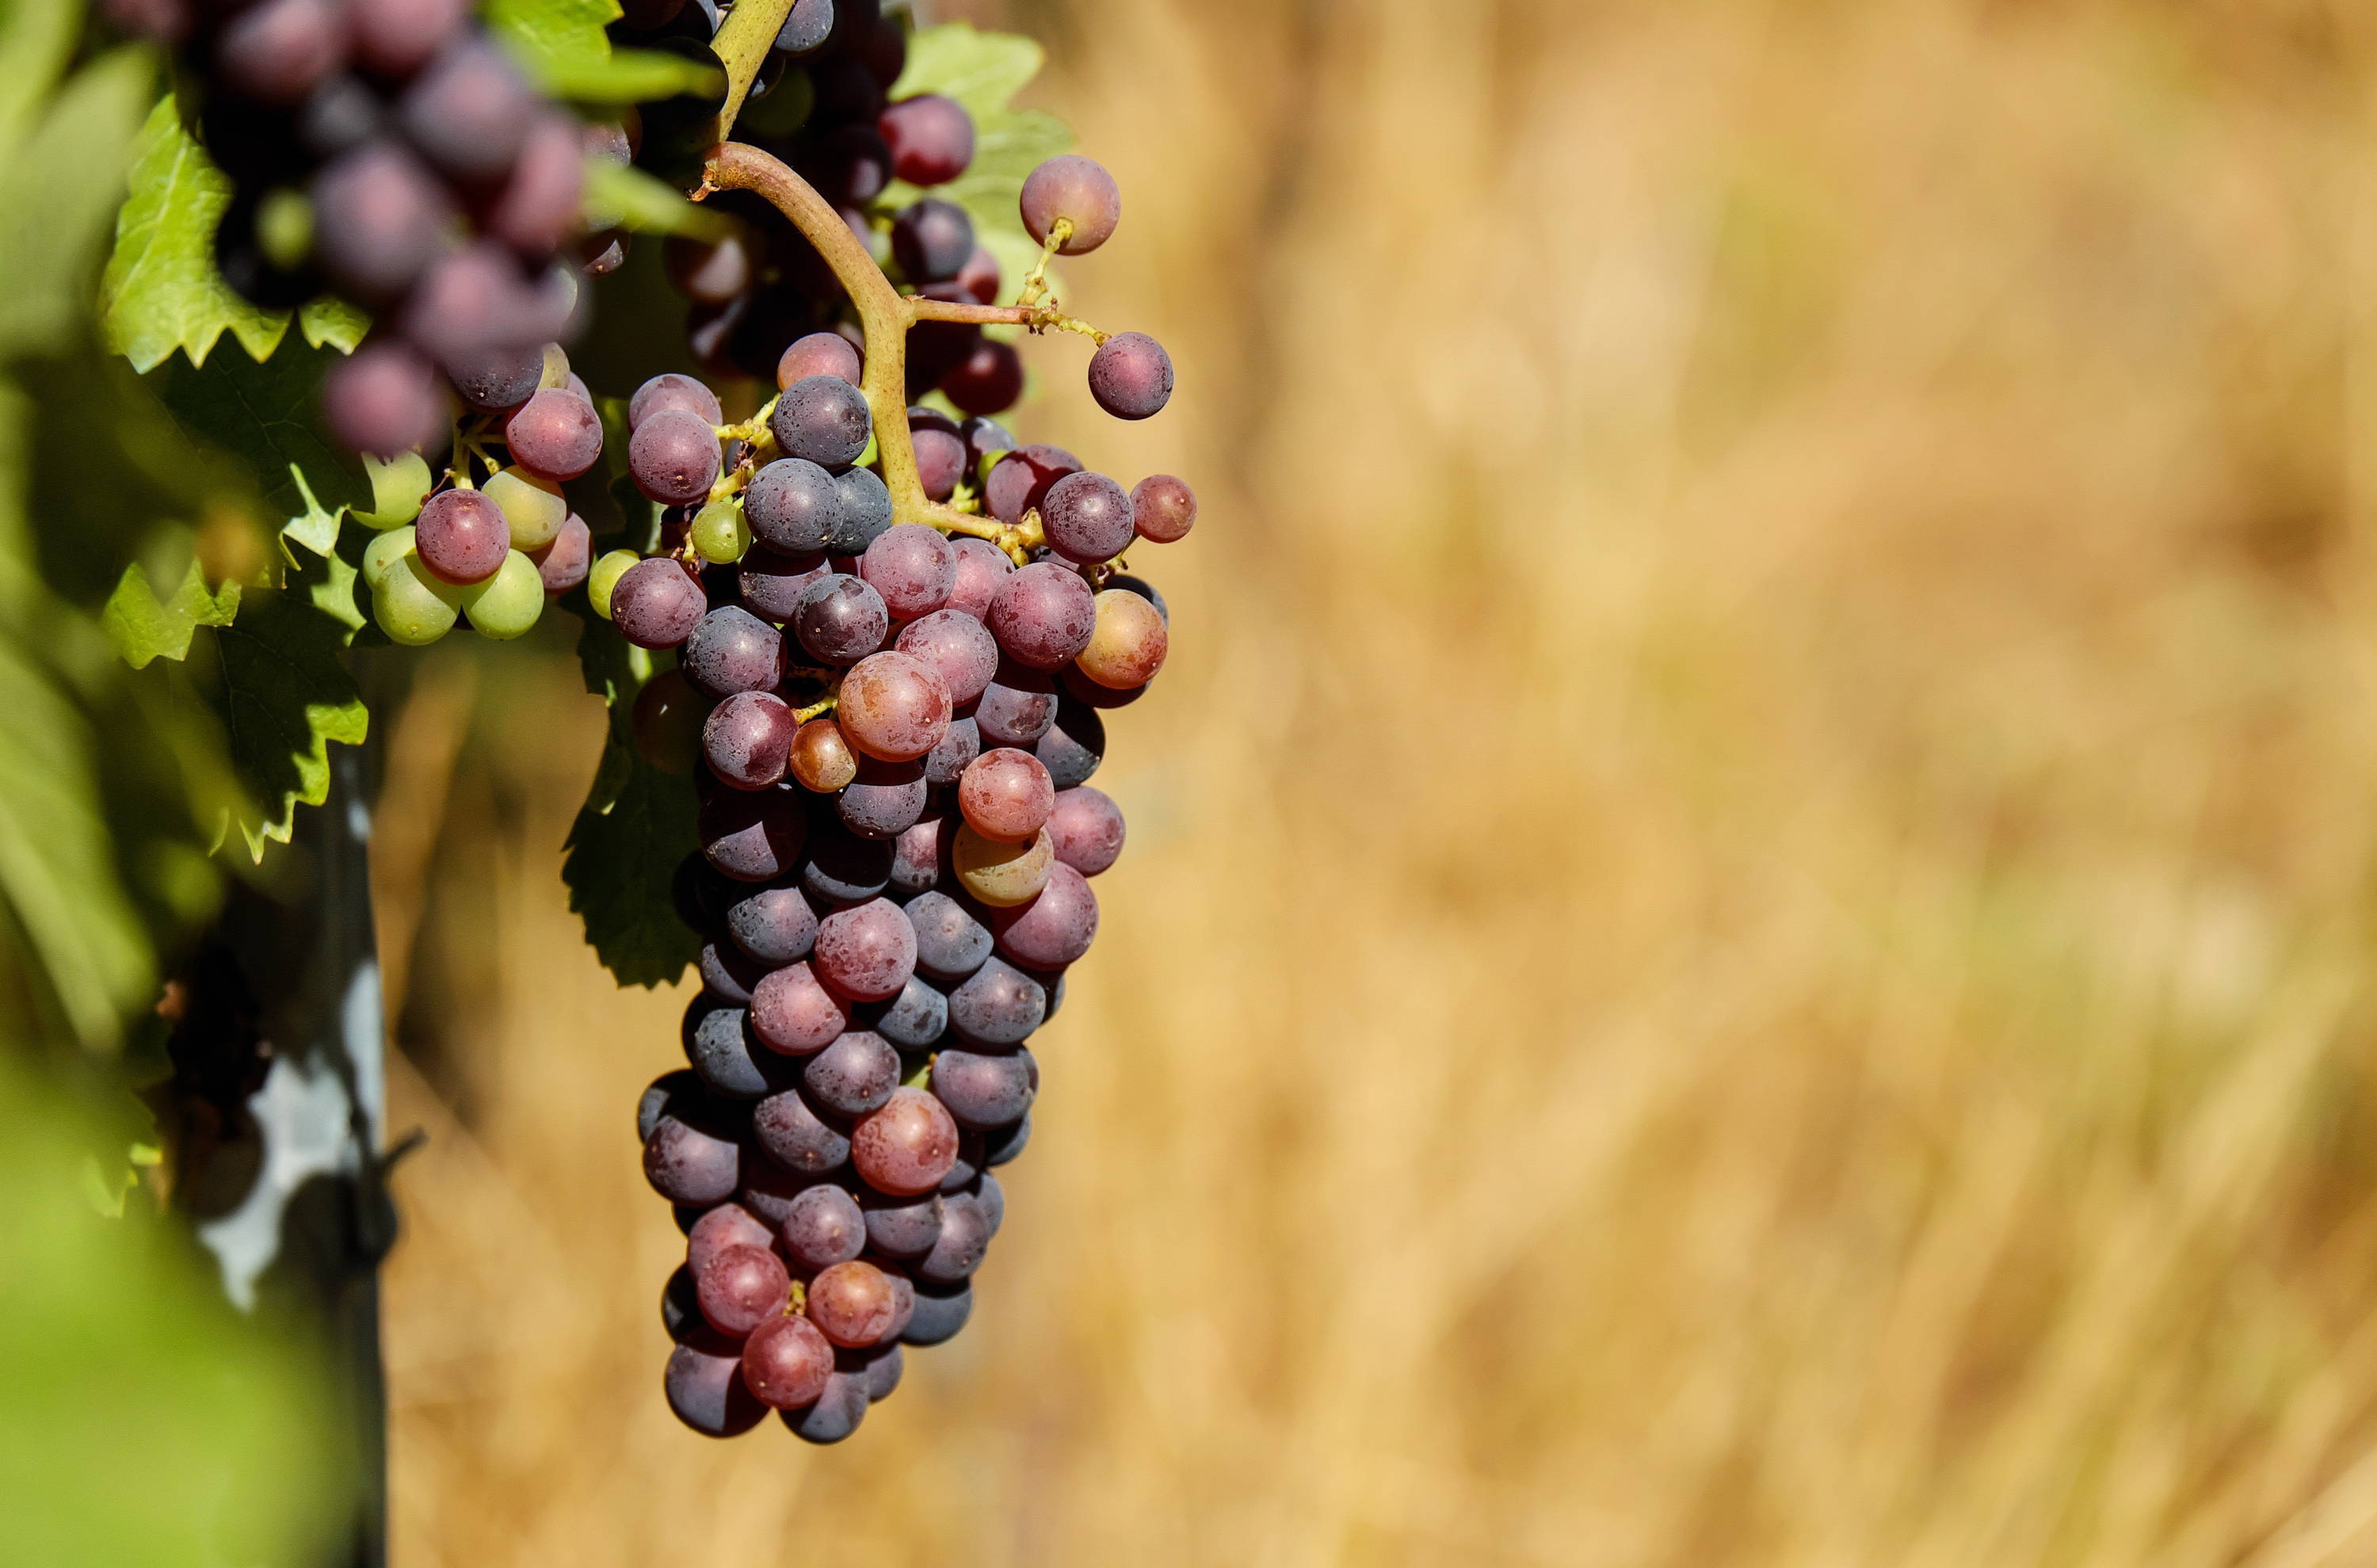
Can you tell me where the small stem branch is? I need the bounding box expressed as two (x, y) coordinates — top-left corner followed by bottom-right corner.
(703, 0), (798, 144)
(700, 141), (933, 528)
(906, 298), (1108, 344)
(1013, 222), (1069, 309)
(793, 692), (839, 723)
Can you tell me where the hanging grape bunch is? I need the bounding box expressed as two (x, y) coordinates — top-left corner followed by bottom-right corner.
(616, 114), (1188, 1434)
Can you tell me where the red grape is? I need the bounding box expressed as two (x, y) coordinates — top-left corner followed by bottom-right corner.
(836, 650), (952, 761)
(958, 748), (1055, 843)
(1020, 155), (1120, 254)
(414, 488), (509, 583)
(1131, 474), (1196, 543)
(1047, 785), (1125, 876)
(750, 962), (850, 1055)
(741, 1313), (834, 1409)
(812, 898), (918, 1002)
(696, 1243), (789, 1337)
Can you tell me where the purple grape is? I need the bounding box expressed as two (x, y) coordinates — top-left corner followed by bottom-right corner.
(738, 546), (830, 623)
(860, 1188), (943, 1257)
(890, 815), (944, 895)
(486, 113), (585, 258)
(504, 388), (602, 480)
(906, 891), (990, 982)
(398, 39), (535, 184)
(836, 757), (927, 840)
(807, 124), (891, 205)
(993, 861), (1098, 967)
(1088, 333), (1174, 420)
(879, 95), (975, 186)
(945, 536), (1012, 619)
(700, 785), (807, 883)
(663, 231), (755, 304)
(921, 714), (981, 788)
(774, 0), (834, 54)
(913, 427), (967, 501)
(444, 341), (545, 413)
(977, 1169), (1006, 1230)
(871, 973), (947, 1050)
(916, 1190), (991, 1283)
(941, 340), (1022, 417)
(987, 563), (1097, 670)
(1020, 155), (1120, 254)
(630, 406), (722, 505)
(611, 557), (708, 648)
(860, 524), (954, 620)
(752, 1087), (850, 1175)
(532, 513), (592, 596)
(770, 376), (871, 468)
(639, 1068), (704, 1144)
(216, 0), (347, 107)
(901, 1281), (971, 1346)
(945, 957), (1046, 1046)
(630, 372), (723, 429)
(702, 690), (796, 790)
(727, 883), (818, 966)
(348, 0), (464, 78)
(780, 1371), (868, 1444)
(802, 1030), (900, 1118)
(780, 1182), (865, 1271)
(793, 574), (887, 665)
(800, 825), (893, 906)
(960, 416), (1015, 470)
(309, 141), (452, 306)
(682, 606), (786, 698)
(684, 1001), (792, 1099)
(1131, 474), (1196, 543)
(984, 444), (1080, 525)
(982, 1115), (1029, 1167)
(829, 467), (893, 554)
(975, 666), (1058, 748)
(1040, 470), (1135, 563)
(686, 1201), (775, 1276)
(666, 1343), (766, 1436)
(1035, 697), (1104, 788)
(700, 942), (766, 1007)
(1047, 784), (1124, 876)
(414, 488), (509, 583)
(776, 331), (863, 391)
(324, 341), (444, 456)
(812, 896), (918, 1001)
(644, 1113), (742, 1205)
(891, 198), (973, 283)
(930, 1045), (1037, 1130)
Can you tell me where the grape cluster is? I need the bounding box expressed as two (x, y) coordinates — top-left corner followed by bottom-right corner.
(607, 193), (1192, 1437)
(109, 0), (601, 458)
(349, 344), (601, 644)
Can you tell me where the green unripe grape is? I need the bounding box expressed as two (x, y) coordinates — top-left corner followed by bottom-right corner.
(483, 467), (568, 551)
(690, 497), (751, 563)
(588, 550), (640, 620)
(362, 525), (417, 588)
(357, 454), (433, 529)
(375, 555), (463, 645)
(460, 550), (545, 639)
(855, 429), (879, 471)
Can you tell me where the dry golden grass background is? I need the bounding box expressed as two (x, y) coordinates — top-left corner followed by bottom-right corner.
(371, 0), (2377, 1562)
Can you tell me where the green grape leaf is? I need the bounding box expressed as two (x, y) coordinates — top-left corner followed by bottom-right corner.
(544, 47), (723, 104)
(102, 559), (241, 669)
(0, 47), (151, 362)
(583, 160), (731, 238)
(277, 464), (344, 559)
(891, 21), (1044, 120)
(101, 97), (290, 372)
(485, 0), (618, 78)
(561, 612), (698, 987)
(285, 525), (364, 635)
(151, 336), (369, 531)
(206, 591), (368, 860)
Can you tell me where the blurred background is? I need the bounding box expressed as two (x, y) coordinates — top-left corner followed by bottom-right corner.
(375, 0), (2377, 1562)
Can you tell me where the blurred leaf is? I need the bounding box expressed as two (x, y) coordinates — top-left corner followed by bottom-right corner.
(101, 97), (290, 372)
(207, 591), (368, 860)
(103, 559), (239, 669)
(151, 335), (369, 523)
(0, 1054), (337, 1568)
(486, 0), (619, 77)
(586, 159), (731, 238)
(0, 0), (77, 153)
(562, 612), (696, 986)
(299, 296), (368, 354)
(545, 47), (723, 104)
(0, 48), (151, 361)
(0, 627), (155, 1051)
(891, 21), (1044, 120)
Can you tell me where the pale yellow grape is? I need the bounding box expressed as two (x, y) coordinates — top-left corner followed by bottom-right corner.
(375, 554), (462, 645)
(461, 551), (545, 639)
(356, 452), (431, 529)
(362, 525), (417, 588)
(951, 822), (1055, 907)
(537, 343), (571, 391)
(691, 497), (752, 563)
(589, 550), (639, 619)
(483, 467), (568, 551)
